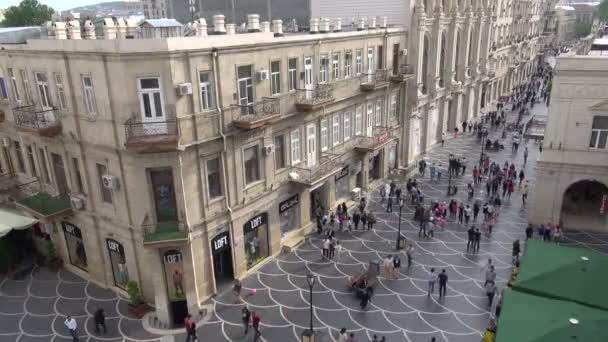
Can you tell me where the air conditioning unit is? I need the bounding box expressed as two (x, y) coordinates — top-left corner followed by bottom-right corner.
(257, 70), (269, 81)
(177, 82), (193, 96)
(1, 137), (10, 147)
(264, 144), (275, 155)
(70, 196), (84, 210)
(102, 174), (119, 190)
(400, 48), (408, 56)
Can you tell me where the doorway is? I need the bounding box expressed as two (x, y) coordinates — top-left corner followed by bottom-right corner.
(51, 153), (69, 195)
(561, 180), (608, 232)
(304, 57), (313, 98)
(310, 184), (328, 222)
(150, 169), (178, 223)
(369, 152), (382, 181)
(211, 231), (234, 289)
(306, 124), (317, 167)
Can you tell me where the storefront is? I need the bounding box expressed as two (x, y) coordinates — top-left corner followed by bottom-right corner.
(388, 144), (397, 170)
(279, 194), (300, 237)
(211, 231), (234, 285)
(335, 166), (350, 200)
(106, 238), (129, 289)
(162, 249), (188, 325)
(243, 213), (269, 269)
(62, 222), (88, 271)
(369, 150), (382, 181)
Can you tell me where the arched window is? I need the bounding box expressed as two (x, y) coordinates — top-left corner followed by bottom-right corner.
(439, 33), (447, 87)
(467, 30), (474, 67)
(422, 35), (430, 94)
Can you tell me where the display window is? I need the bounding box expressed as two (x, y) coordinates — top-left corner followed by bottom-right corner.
(279, 194), (300, 237)
(106, 239), (129, 289)
(163, 249), (186, 302)
(62, 222), (88, 271)
(243, 213), (269, 269)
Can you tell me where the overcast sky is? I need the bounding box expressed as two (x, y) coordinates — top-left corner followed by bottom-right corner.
(2, 0), (111, 11)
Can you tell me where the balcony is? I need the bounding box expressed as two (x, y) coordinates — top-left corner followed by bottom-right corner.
(295, 85), (335, 112)
(360, 70), (390, 91)
(449, 82), (464, 94)
(124, 118), (179, 153)
(353, 127), (397, 153)
(390, 64), (415, 83)
(13, 106), (62, 137)
(15, 191), (72, 219)
(143, 221), (189, 246)
(288, 153), (342, 187)
(229, 98), (281, 130)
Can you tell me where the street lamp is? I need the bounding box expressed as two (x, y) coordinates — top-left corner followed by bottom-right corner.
(302, 272), (316, 342)
(396, 198), (404, 250)
(447, 165), (453, 196)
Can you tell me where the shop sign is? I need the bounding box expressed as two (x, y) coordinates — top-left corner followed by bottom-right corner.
(243, 213), (268, 235)
(376, 132), (390, 145)
(211, 231), (230, 254)
(601, 194), (608, 215)
(279, 194), (299, 214)
(335, 166), (349, 181)
(163, 250), (183, 265)
(62, 222), (82, 239)
(106, 239), (124, 255)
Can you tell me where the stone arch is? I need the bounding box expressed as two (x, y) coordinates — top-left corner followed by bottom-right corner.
(561, 180), (608, 232)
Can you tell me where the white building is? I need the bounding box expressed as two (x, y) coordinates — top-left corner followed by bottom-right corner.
(310, 0), (411, 28)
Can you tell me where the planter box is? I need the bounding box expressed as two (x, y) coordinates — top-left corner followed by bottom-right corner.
(128, 303), (153, 319)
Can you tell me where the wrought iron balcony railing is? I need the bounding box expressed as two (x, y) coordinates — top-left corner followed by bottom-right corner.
(295, 85), (335, 111)
(289, 153), (342, 186)
(13, 105), (62, 136)
(353, 127), (396, 152)
(229, 97), (281, 129)
(124, 118), (179, 152)
(391, 64), (415, 82)
(361, 69), (390, 90)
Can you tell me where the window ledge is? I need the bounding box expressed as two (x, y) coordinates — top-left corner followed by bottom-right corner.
(244, 179), (265, 190)
(207, 196), (224, 205)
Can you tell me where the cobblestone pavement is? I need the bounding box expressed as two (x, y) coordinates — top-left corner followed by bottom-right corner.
(2, 102), (606, 342)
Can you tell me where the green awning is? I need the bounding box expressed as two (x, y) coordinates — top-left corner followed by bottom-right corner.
(0, 208), (38, 238)
(513, 240), (608, 311)
(496, 290), (608, 342)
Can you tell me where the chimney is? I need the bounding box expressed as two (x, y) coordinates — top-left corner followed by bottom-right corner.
(310, 18), (319, 34)
(357, 17), (366, 31)
(83, 20), (95, 39)
(115, 18), (127, 39)
(53, 21), (67, 40)
(102, 18), (116, 39)
(247, 14), (261, 32)
(67, 20), (81, 39)
(380, 16), (388, 28)
(260, 21), (271, 32)
(273, 19), (283, 37)
(333, 17), (342, 32)
(213, 14), (226, 34)
(195, 18), (207, 36)
(226, 23), (236, 35)
(369, 17), (377, 29)
(319, 18), (330, 33)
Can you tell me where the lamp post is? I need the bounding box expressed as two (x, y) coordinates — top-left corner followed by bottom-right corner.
(447, 164), (453, 196)
(302, 272), (316, 342)
(396, 198), (404, 250)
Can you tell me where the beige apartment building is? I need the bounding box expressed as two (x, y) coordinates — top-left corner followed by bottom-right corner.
(0, 18), (409, 324)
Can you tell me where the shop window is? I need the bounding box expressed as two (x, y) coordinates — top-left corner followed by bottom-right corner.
(106, 239), (129, 288)
(206, 157), (222, 199)
(243, 213), (269, 268)
(279, 194), (300, 236)
(62, 222), (88, 271)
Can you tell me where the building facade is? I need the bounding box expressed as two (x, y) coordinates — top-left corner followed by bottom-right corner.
(531, 56), (608, 232)
(0, 20), (409, 325)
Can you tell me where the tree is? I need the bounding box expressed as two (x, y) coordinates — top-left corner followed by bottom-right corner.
(574, 21), (592, 38)
(599, 0), (608, 22)
(1, 0), (54, 27)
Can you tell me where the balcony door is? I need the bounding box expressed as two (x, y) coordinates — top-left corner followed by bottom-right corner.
(237, 65), (254, 115)
(366, 103), (374, 137)
(150, 169), (178, 223)
(306, 124), (317, 168)
(51, 153), (69, 196)
(138, 78), (167, 134)
(304, 57), (313, 99)
(367, 47), (375, 82)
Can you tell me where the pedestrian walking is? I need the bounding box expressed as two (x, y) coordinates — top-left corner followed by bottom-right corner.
(252, 311), (262, 342)
(337, 328), (348, 342)
(406, 244), (414, 267)
(94, 308), (106, 334)
(367, 210), (376, 230)
(383, 255), (393, 279)
(64, 316), (79, 342)
(427, 268), (436, 296)
(392, 255), (401, 279)
(512, 240), (521, 265)
(523, 147), (529, 165)
(241, 306), (251, 335)
(233, 279), (242, 303)
(485, 281), (497, 308)
(466, 226), (475, 252)
(386, 195), (393, 212)
(329, 238), (336, 259)
(484, 266), (496, 286)
(322, 238), (330, 260)
(473, 202), (480, 221)
(525, 223), (534, 240)
(438, 269), (448, 298)
(473, 228), (481, 253)
(522, 181), (529, 205)
(346, 332), (357, 342)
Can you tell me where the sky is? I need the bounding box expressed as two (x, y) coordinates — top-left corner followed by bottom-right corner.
(1, 0), (111, 11)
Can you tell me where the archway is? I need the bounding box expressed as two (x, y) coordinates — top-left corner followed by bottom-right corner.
(561, 180), (608, 232)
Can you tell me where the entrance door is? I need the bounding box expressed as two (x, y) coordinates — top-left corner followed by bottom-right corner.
(306, 124), (316, 167)
(366, 103), (374, 137)
(51, 153), (69, 196)
(150, 169), (178, 223)
(367, 48), (375, 82)
(138, 78), (167, 134)
(392, 44), (400, 75)
(211, 231), (234, 286)
(413, 120), (421, 158)
(304, 57), (313, 98)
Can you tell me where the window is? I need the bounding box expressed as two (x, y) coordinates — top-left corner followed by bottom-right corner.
(25, 146), (37, 177)
(367, 47), (375, 73)
(288, 58), (297, 92)
(332, 114), (341, 146)
(138, 78), (164, 119)
(377, 45), (383, 70)
(82, 75), (97, 115)
(343, 111), (351, 141)
(0, 76), (8, 100)
(290, 129), (301, 164)
(97, 163), (112, 203)
(274, 135), (286, 170)
(243, 145), (261, 184)
(589, 116), (608, 149)
(344, 51), (352, 78)
(467, 30), (474, 67)
(20, 70), (33, 105)
(375, 97), (384, 126)
(13, 141), (25, 173)
(206, 157), (222, 199)
(8, 68), (19, 102)
(72, 158), (84, 194)
(332, 52), (340, 80)
(390, 93), (398, 119)
(422, 36), (429, 94)
(237, 65), (254, 108)
(54, 73), (67, 110)
(355, 105), (363, 134)
(319, 56), (329, 84)
(270, 61), (281, 96)
(39, 148), (50, 183)
(356, 49), (363, 74)
(439, 34), (446, 88)
(35, 72), (52, 109)
(320, 119), (329, 151)
(199, 71), (215, 111)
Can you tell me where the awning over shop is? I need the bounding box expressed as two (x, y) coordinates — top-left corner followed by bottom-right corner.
(0, 208), (38, 238)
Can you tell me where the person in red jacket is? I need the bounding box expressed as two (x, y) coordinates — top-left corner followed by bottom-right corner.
(251, 311), (261, 342)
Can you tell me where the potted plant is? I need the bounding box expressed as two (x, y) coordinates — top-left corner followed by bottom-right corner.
(45, 241), (63, 271)
(126, 281), (150, 318)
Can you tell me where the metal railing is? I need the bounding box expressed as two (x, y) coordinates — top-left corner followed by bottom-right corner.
(361, 69), (389, 85)
(398, 64), (415, 75)
(229, 97), (280, 123)
(295, 85), (334, 106)
(12, 105), (60, 130)
(124, 118), (178, 142)
(290, 153), (341, 185)
(353, 127), (395, 150)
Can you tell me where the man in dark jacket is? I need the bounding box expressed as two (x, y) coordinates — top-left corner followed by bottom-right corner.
(94, 308), (106, 334)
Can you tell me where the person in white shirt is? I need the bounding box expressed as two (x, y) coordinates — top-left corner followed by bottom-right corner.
(64, 316), (79, 342)
(322, 238), (331, 260)
(427, 268), (436, 296)
(383, 255), (393, 279)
